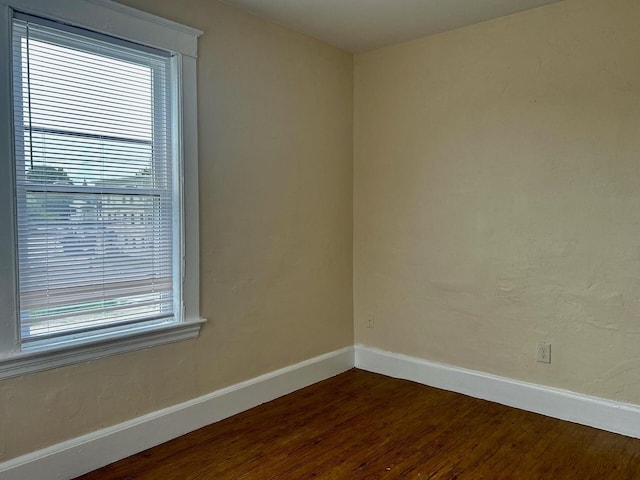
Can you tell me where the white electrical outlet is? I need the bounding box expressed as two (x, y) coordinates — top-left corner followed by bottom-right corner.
(366, 313), (375, 329)
(537, 342), (551, 364)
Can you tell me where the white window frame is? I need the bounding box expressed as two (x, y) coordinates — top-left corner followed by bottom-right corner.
(0, 0), (205, 379)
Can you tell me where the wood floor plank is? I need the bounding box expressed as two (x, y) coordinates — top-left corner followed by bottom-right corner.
(76, 369), (640, 479)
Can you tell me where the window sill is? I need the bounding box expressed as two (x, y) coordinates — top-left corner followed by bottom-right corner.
(0, 318), (206, 380)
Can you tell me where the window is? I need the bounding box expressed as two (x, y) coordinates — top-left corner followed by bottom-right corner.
(0, 0), (204, 379)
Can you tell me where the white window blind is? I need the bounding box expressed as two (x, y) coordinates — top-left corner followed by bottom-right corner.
(12, 13), (178, 349)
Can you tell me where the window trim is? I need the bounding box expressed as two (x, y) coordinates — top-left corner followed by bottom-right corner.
(0, 0), (205, 380)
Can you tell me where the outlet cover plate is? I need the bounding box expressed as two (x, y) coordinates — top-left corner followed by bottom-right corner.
(537, 342), (551, 364)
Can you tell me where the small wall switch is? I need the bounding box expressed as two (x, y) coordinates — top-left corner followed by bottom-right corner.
(537, 342), (551, 364)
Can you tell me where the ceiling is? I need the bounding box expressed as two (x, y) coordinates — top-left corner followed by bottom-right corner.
(220, 0), (564, 53)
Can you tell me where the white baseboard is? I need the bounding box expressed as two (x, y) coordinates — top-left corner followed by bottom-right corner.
(355, 344), (640, 439)
(5, 343), (640, 480)
(0, 346), (354, 480)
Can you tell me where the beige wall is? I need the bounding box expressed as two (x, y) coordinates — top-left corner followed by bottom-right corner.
(0, 0), (353, 461)
(5, 0), (640, 464)
(355, 0), (640, 404)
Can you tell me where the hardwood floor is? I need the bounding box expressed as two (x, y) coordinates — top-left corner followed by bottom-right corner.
(76, 369), (640, 479)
